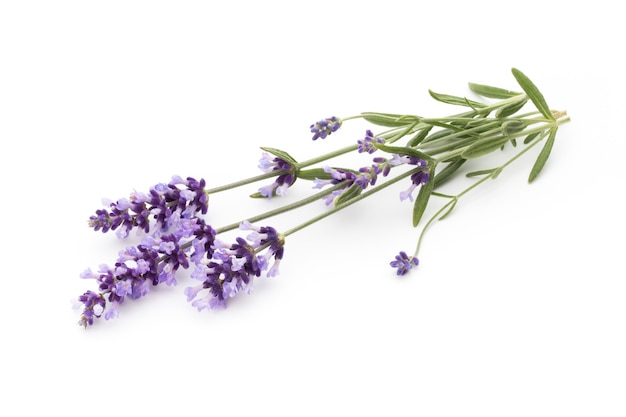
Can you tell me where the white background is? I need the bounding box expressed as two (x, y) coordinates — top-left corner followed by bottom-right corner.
(1, 1), (625, 416)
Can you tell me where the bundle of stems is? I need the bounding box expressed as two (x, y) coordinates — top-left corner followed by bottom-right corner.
(75, 68), (570, 327)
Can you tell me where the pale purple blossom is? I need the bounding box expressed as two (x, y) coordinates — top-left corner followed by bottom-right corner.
(390, 251), (419, 276)
(357, 130), (384, 153)
(257, 153), (295, 198)
(185, 222), (285, 312)
(310, 116), (342, 140)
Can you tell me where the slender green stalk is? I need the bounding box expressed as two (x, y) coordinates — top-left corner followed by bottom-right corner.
(215, 183), (345, 234)
(283, 168), (417, 237)
(205, 171), (280, 194)
(414, 129), (551, 256)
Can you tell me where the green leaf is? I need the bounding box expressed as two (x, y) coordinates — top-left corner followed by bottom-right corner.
(462, 135), (512, 159)
(468, 82), (521, 99)
(260, 147), (298, 166)
(361, 112), (420, 127)
(413, 171), (435, 227)
(500, 119), (527, 135)
(511, 68), (554, 120)
(374, 142), (433, 163)
(528, 128), (557, 183)
(297, 167), (358, 181)
(426, 120), (465, 132)
(433, 157), (466, 186)
(466, 168), (495, 177)
(428, 90), (486, 108)
(334, 183), (363, 206)
(438, 198), (458, 221)
(297, 168), (331, 181)
(495, 98), (528, 118)
(523, 131), (541, 145)
(406, 126), (432, 147)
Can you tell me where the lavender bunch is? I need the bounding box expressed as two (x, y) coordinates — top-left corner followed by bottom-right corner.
(75, 68), (570, 327)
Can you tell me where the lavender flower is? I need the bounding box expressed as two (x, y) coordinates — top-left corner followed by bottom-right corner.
(313, 158), (393, 205)
(357, 130), (384, 154)
(310, 116), (342, 140)
(185, 222), (285, 311)
(258, 152), (295, 198)
(77, 195), (217, 326)
(74, 69), (571, 328)
(387, 154), (430, 202)
(76, 290), (106, 328)
(88, 176), (209, 238)
(399, 171), (431, 202)
(390, 251), (419, 276)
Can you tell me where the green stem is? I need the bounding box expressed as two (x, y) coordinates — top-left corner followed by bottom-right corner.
(205, 171), (281, 194)
(215, 183), (346, 234)
(432, 115), (570, 163)
(414, 129), (551, 256)
(283, 168), (417, 237)
(297, 144), (359, 168)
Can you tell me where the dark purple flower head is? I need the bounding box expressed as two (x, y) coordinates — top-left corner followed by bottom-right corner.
(258, 153), (296, 198)
(357, 130), (384, 154)
(400, 170), (431, 202)
(390, 251), (419, 276)
(88, 176), (209, 238)
(76, 290), (106, 328)
(387, 155), (431, 202)
(78, 201), (218, 326)
(185, 221), (285, 311)
(310, 116), (342, 140)
(389, 154), (427, 168)
(313, 159), (396, 205)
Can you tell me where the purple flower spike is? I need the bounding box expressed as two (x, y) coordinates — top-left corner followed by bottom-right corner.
(77, 185), (219, 326)
(310, 116), (342, 140)
(185, 222), (285, 312)
(400, 171), (431, 202)
(88, 175), (209, 238)
(76, 290), (106, 328)
(257, 153), (295, 198)
(357, 130), (384, 154)
(390, 251), (419, 276)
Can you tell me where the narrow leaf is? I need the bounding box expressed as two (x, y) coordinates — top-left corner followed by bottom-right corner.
(406, 126), (432, 147)
(426, 120), (464, 132)
(334, 183), (362, 206)
(468, 82), (520, 99)
(438, 198), (458, 221)
(433, 158), (466, 186)
(495, 98), (528, 118)
(297, 168), (332, 181)
(413, 173), (435, 227)
(428, 90), (486, 108)
(297, 167), (358, 181)
(500, 119), (527, 135)
(466, 169), (495, 177)
(361, 112), (420, 127)
(260, 147), (298, 166)
(523, 131), (541, 145)
(528, 128), (557, 182)
(511, 68), (554, 120)
(374, 142), (433, 164)
(462, 135), (512, 159)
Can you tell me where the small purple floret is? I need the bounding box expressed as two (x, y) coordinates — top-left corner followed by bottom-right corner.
(357, 130), (384, 154)
(310, 116), (342, 140)
(185, 222), (285, 312)
(390, 251), (419, 276)
(257, 153), (295, 198)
